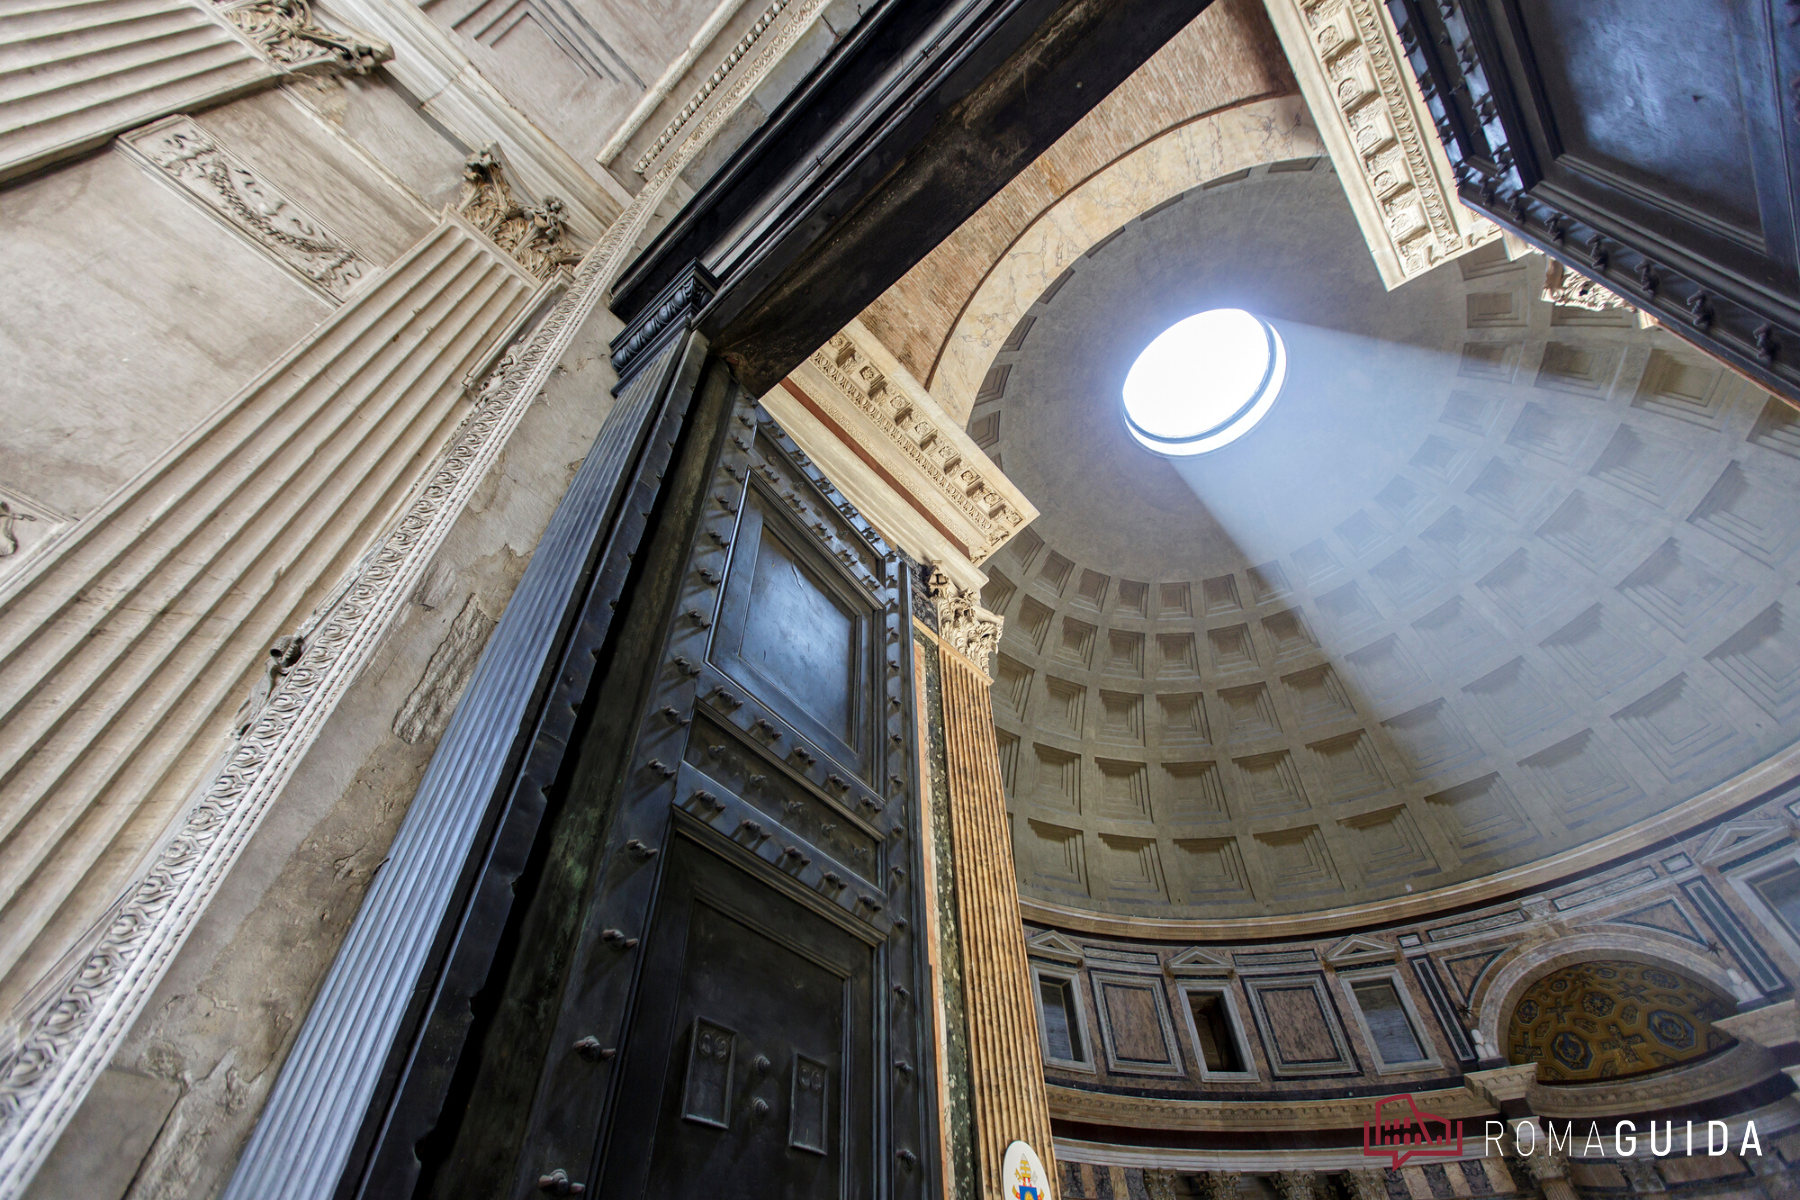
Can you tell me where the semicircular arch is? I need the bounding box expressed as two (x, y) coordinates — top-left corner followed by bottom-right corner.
(928, 96), (1323, 422)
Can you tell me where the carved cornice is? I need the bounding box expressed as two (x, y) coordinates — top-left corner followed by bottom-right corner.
(1525, 1041), (1778, 1119)
(121, 115), (372, 301)
(608, 262), (718, 377)
(1263, 0), (1496, 287)
(1714, 999), (1800, 1051)
(778, 319), (1036, 579)
(1045, 1082), (1492, 1133)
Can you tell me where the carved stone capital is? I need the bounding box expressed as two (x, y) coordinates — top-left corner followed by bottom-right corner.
(1144, 1169), (1181, 1200)
(1195, 1171), (1242, 1200)
(1344, 1169), (1388, 1200)
(216, 0), (393, 74)
(928, 567), (1002, 674)
(457, 145), (590, 283)
(1273, 1170), (1320, 1200)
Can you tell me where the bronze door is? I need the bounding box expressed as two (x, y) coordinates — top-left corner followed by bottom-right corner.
(500, 374), (934, 1199)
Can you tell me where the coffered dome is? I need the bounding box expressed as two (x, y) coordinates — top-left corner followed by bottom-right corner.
(978, 160), (1800, 923)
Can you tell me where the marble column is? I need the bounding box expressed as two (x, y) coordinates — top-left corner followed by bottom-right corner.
(935, 634), (1057, 1198)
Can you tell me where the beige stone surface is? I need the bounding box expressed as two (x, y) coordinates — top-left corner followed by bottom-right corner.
(857, 0), (1296, 402)
(0, 215), (536, 1026)
(0, 146), (332, 519)
(0, 0), (273, 184)
(21, 299), (625, 1200)
(929, 96), (1323, 423)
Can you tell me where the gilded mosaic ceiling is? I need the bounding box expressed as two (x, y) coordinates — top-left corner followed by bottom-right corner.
(978, 162), (1800, 920)
(1505, 960), (1734, 1082)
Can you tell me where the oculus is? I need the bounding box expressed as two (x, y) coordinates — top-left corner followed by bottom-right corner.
(1121, 307), (1286, 456)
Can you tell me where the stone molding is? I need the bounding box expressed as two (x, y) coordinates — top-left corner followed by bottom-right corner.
(312, 0), (625, 242)
(119, 114), (374, 301)
(1715, 998), (1800, 1050)
(1261, 0), (1496, 288)
(629, 0), (790, 175)
(1526, 1041), (1779, 1119)
(770, 317), (1037, 589)
(0, 0), (833, 1191)
(0, 0), (393, 186)
(1045, 1081), (1491, 1133)
(1471, 931), (1746, 1058)
(0, 0), (272, 185)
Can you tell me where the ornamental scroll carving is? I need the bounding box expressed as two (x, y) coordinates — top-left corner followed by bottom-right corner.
(928, 567), (1002, 674)
(215, 0), (393, 74)
(1266, 0), (1496, 286)
(457, 146), (586, 283)
(122, 116), (371, 301)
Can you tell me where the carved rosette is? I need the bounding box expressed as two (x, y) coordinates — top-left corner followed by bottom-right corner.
(1542, 259), (1633, 313)
(215, 0), (393, 74)
(927, 568), (1002, 674)
(457, 146), (586, 283)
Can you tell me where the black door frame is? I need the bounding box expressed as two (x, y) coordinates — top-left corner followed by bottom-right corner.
(223, 0), (1212, 1193)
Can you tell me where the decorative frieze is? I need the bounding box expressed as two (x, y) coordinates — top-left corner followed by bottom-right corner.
(629, 0), (790, 176)
(120, 115), (372, 301)
(1262, 0), (1497, 287)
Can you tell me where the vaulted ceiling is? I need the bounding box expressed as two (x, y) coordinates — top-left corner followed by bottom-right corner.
(971, 160), (1800, 923)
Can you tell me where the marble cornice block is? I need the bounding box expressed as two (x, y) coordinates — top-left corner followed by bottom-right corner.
(1261, 0), (1498, 288)
(769, 316), (1038, 595)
